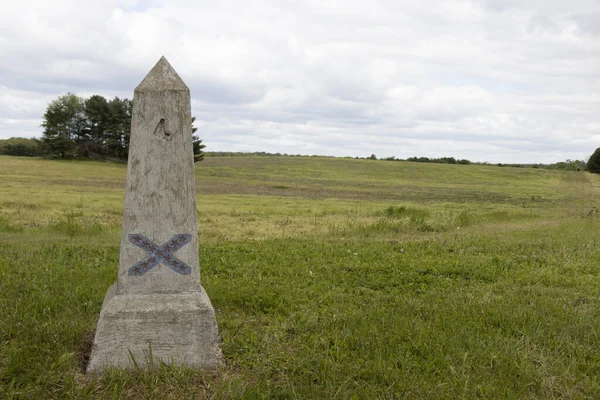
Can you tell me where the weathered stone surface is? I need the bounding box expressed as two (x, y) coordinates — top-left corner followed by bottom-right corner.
(87, 57), (222, 373)
(87, 285), (222, 372)
(119, 56), (199, 295)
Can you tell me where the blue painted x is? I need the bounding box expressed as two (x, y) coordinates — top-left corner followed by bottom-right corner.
(128, 233), (192, 276)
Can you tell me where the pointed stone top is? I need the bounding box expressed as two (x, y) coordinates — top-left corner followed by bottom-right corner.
(135, 56), (189, 92)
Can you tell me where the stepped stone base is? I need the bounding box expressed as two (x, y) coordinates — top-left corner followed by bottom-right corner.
(87, 284), (223, 373)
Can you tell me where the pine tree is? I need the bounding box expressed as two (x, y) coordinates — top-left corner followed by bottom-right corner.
(586, 148), (600, 173)
(191, 116), (206, 162)
(41, 93), (85, 158)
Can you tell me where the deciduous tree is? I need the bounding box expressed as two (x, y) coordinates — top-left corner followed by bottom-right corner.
(41, 93), (85, 158)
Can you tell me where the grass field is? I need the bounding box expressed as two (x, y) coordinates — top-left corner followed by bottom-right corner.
(1, 155), (600, 399)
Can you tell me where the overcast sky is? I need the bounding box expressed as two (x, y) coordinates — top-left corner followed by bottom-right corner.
(1, 0), (599, 163)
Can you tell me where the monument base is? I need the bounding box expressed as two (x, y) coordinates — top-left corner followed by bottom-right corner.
(87, 284), (223, 373)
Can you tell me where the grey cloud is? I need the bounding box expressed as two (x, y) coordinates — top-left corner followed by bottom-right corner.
(189, 80), (265, 105)
(572, 13), (600, 36)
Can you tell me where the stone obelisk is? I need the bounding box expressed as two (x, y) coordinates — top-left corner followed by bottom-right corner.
(87, 57), (222, 373)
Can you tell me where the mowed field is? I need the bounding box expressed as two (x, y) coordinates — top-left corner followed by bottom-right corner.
(1, 155), (600, 399)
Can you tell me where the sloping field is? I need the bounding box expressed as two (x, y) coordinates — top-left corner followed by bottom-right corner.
(1, 155), (600, 398)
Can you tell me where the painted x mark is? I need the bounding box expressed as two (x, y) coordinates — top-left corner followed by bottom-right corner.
(128, 233), (192, 276)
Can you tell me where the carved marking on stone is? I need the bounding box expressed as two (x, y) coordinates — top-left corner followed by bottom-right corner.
(128, 233), (192, 276)
(154, 118), (172, 140)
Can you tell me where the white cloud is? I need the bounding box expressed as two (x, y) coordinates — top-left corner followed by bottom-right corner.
(0, 0), (599, 163)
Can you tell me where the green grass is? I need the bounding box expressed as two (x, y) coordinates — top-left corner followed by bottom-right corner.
(1, 155), (600, 398)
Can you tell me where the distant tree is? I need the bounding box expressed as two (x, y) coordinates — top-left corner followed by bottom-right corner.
(191, 116), (206, 162)
(41, 93), (86, 158)
(549, 160), (585, 171)
(105, 97), (132, 160)
(586, 148), (600, 173)
(439, 157), (457, 164)
(81, 95), (110, 157)
(0, 137), (41, 157)
(406, 156), (474, 165)
(368, 154), (377, 160)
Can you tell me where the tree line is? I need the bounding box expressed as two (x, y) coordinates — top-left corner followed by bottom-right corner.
(0, 137), (42, 157)
(368, 154), (588, 171)
(0, 93), (205, 162)
(380, 155), (472, 165)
